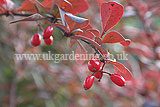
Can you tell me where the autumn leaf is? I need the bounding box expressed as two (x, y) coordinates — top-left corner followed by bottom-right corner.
(16, 0), (37, 13)
(109, 60), (133, 81)
(31, 0), (48, 14)
(41, 0), (54, 10)
(80, 29), (100, 40)
(87, 29), (100, 37)
(120, 39), (131, 47)
(81, 24), (93, 31)
(65, 13), (89, 32)
(67, 0), (88, 15)
(81, 30), (95, 39)
(41, 0), (88, 15)
(41, 0), (73, 14)
(55, 0), (73, 12)
(101, 2), (124, 37)
(102, 31), (131, 47)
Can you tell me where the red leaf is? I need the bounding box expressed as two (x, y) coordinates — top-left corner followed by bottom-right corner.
(41, 0), (88, 15)
(31, 0), (48, 13)
(82, 30), (95, 39)
(55, 0), (73, 12)
(101, 2), (124, 37)
(120, 39), (131, 47)
(81, 24), (93, 31)
(41, 0), (54, 10)
(109, 60), (133, 81)
(16, 0), (37, 13)
(102, 31), (131, 47)
(67, 0), (88, 15)
(72, 29), (83, 35)
(73, 29), (95, 39)
(87, 29), (100, 37)
(75, 40), (87, 64)
(80, 25), (100, 40)
(41, 0), (73, 14)
(41, 0), (74, 14)
(65, 13), (89, 32)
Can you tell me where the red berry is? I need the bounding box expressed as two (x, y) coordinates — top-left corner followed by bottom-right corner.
(43, 26), (53, 39)
(88, 57), (101, 72)
(110, 73), (126, 87)
(31, 33), (41, 46)
(44, 36), (54, 45)
(83, 75), (95, 90)
(94, 72), (103, 79)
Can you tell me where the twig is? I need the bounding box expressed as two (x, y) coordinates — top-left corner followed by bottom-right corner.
(0, 12), (32, 17)
(82, 40), (104, 60)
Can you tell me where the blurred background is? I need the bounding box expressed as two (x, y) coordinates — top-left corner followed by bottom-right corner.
(0, 0), (160, 107)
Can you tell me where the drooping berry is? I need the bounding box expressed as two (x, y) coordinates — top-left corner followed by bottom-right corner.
(31, 33), (41, 46)
(88, 57), (101, 72)
(83, 75), (95, 90)
(94, 71), (103, 79)
(44, 36), (54, 45)
(43, 26), (53, 39)
(110, 73), (126, 87)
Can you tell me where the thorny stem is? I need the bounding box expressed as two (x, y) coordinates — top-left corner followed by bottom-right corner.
(0, 12), (59, 24)
(0, 12), (32, 17)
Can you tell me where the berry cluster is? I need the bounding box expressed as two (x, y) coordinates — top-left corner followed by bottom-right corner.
(3, 0), (133, 91)
(83, 57), (126, 90)
(31, 26), (54, 46)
